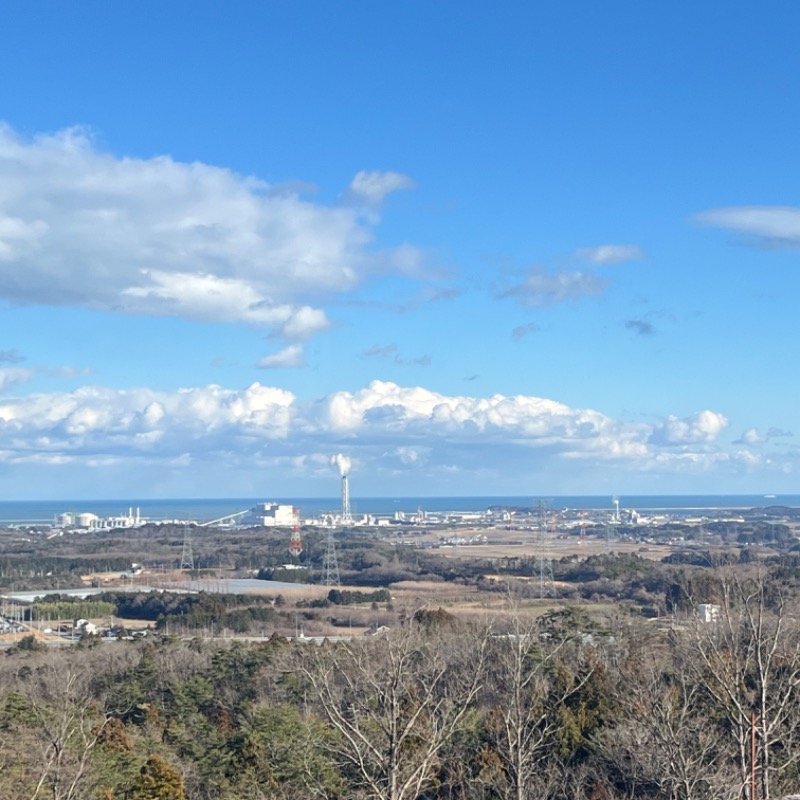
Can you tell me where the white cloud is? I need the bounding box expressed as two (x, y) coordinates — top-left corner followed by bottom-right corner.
(576, 244), (645, 264)
(0, 378), (773, 491)
(394, 446), (427, 465)
(739, 427), (765, 445)
(0, 383), (295, 464)
(734, 449), (762, 466)
(279, 307), (330, 340)
(0, 124), (423, 341)
(649, 410), (729, 446)
(500, 270), (608, 307)
(319, 381), (649, 462)
(735, 426), (794, 445)
(256, 345), (305, 369)
(694, 206), (800, 246)
(347, 170), (415, 207)
(0, 367), (37, 392)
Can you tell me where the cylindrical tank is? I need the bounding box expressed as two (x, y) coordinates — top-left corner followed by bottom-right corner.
(75, 512), (99, 528)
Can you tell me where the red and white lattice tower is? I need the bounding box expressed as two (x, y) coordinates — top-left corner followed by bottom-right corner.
(289, 506), (303, 558)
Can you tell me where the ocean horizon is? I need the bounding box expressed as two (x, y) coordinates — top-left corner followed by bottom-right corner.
(0, 494), (797, 525)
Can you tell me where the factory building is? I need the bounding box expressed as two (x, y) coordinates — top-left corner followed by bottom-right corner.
(57, 508), (143, 530)
(242, 502), (296, 527)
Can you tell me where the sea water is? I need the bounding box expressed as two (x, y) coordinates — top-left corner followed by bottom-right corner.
(0, 494), (797, 525)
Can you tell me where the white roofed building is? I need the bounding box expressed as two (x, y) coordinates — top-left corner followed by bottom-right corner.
(243, 503), (296, 527)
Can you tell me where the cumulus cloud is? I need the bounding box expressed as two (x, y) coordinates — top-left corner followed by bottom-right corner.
(736, 427), (765, 445)
(500, 270), (608, 308)
(346, 170), (416, 207)
(577, 244), (645, 264)
(256, 345), (305, 370)
(694, 206), (800, 247)
(735, 426), (794, 445)
(649, 410), (729, 446)
(0, 382), (296, 464)
(0, 378), (756, 489)
(734, 449), (762, 466)
(0, 124), (424, 342)
(625, 319), (656, 336)
(320, 381), (647, 454)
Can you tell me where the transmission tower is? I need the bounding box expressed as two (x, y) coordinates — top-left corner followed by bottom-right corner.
(180, 524), (195, 571)
(537, 500), (555, 598)
(322, 527), (340, 586)
(289, 506), (303, 561)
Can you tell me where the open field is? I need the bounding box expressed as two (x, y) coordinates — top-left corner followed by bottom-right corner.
(411, 526), (675, 561)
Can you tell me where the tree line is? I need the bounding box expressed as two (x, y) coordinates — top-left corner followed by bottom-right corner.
(2, 567), (800, 799)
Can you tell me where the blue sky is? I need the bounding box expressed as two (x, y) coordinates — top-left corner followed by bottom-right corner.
(1, 2), (799, 499)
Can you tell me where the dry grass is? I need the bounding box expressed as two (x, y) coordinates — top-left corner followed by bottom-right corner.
(432, 536), (672, 562)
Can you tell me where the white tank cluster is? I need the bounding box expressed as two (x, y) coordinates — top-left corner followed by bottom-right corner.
(57, 507), (143, 531)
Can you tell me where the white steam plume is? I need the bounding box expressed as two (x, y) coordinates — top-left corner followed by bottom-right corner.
(330, 453), (352, 476)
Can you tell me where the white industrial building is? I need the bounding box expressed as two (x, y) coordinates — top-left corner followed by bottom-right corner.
(696, 603), (721, 623)
(57, 508), (143, 531)
(242, 503), (296, 527)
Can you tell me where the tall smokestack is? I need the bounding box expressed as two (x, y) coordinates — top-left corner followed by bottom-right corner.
(341, 474), (352, 524)
(331, 453), (353, 524)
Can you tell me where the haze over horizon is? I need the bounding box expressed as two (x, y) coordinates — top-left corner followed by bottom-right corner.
(1, 3), (799, 500)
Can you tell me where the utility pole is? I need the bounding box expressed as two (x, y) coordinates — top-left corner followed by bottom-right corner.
(751, 711), (757, 800)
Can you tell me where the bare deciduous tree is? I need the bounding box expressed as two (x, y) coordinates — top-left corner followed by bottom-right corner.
(683, 569), (800, 800)
(1, 652), (111, 800)
(297, 623), (489, 800)
(481, 613), (594, 800)
(599, 655), (736, 800)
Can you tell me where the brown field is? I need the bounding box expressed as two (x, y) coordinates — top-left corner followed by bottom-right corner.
(384, 578), (619, 625)
(421, 526), (673, 561)
(64, 525), (683, 637)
